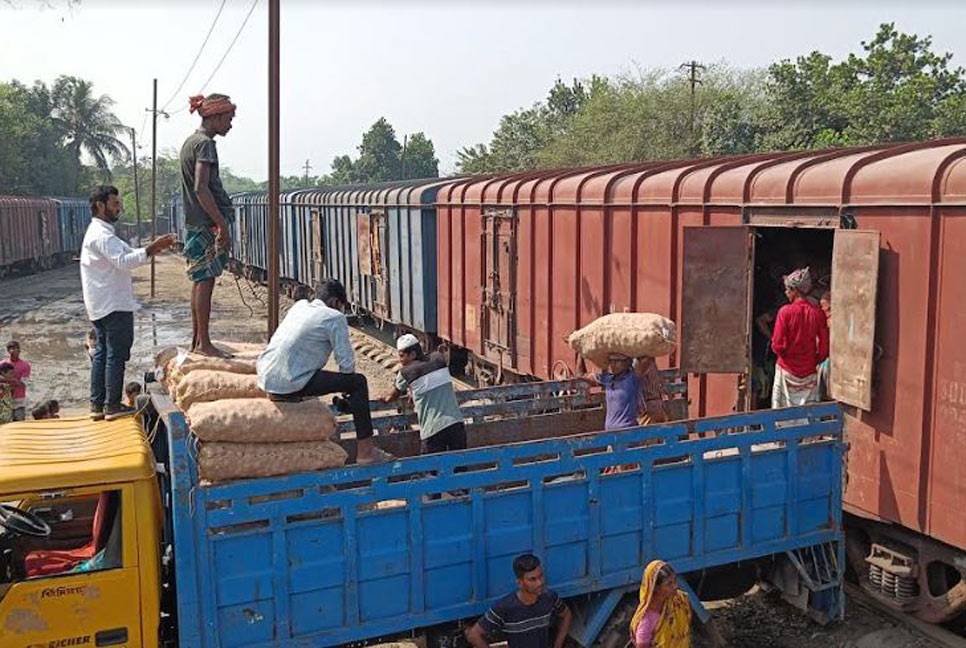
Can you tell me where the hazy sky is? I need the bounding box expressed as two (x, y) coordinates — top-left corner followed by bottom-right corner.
(3, 1), (965, 180)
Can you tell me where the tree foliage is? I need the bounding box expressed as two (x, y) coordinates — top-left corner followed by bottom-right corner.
(459, 24), (966, 173)
(324, 118), (439, 184)
(51, 76), (129, 177)
(0, 75), (128, 196)
(763, 23), (966, 149)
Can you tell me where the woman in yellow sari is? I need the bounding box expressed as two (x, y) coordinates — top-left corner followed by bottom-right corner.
(629, 560), (692, 648)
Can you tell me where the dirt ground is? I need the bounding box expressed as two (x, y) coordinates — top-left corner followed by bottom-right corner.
(0, 257), (951, 647)
(0, 253), (397, 415)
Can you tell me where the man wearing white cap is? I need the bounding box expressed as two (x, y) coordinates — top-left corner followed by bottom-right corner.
(382, 334), (466, 454)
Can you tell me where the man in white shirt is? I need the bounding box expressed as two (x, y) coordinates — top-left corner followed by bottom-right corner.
(81, 185), (175, 420)
(257, 279), (391, 465)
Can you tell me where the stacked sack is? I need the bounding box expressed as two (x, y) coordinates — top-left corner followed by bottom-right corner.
(158, 342), (347, 483)
(567, 312), (677, 368)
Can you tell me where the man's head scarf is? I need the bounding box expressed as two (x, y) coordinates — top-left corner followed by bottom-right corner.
(189, 94), (236, 118)
(784, 267), (812, 294)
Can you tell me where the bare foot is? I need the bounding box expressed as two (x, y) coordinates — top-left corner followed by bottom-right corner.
(193, 343), (233, 359)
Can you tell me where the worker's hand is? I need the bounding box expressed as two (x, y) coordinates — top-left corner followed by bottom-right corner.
(381, 394), (397, 404)
(215, 225), (231, 251)
(146, 234), (177, 256)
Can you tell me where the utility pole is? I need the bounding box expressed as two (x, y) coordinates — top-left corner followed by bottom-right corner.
(401, 134), (408, 180)
(679, 60), (705, 157)
(147, 80), (170, 298)
(129, 127), (142, 247)
(150, 79), (158, 298)
(302, 159), (312, 185)
(267, 0), (281, 335)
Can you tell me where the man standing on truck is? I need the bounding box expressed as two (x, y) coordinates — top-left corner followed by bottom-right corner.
(771, 267), (829, 408)
(466, 553), (572, 648)
(257, 279), (392, 465)
(82, 185), (176, 421)
(381, 334), (466, 454)
(180, 93), (236, 358)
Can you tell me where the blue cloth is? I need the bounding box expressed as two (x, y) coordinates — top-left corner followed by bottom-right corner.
(257, 299), (356, 394)
(91, 310), (134, 409)
(596, 370), (642, 430)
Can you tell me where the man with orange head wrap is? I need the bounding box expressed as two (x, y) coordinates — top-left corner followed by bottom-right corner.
(179, 93), (237, 358)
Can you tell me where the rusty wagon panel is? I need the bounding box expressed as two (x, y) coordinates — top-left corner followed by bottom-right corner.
(435, 139), (966, 561)
(0, 196), (61, 271)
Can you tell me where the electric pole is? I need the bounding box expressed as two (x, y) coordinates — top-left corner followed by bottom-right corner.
(679, 60), (705, 157)
(302, 159), (312, 185)
(129, 127), (142, 247)
(401, 134), (408, 180)
(150, 79), (158, 298)
(147, 79), (170, 298)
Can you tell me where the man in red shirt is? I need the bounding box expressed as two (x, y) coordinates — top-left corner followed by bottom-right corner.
(771, 268), (829, 408)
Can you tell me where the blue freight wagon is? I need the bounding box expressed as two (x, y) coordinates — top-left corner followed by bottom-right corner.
(51, 197), (91, 257)
(150, 379), (845, 648)
(227, 178), (453, 334)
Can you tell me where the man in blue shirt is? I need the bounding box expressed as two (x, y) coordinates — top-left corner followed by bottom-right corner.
(466, 554), (571, 648)
(256, 279), (390, 464)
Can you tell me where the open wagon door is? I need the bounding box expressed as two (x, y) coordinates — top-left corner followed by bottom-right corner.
(830, 229), (880, 411)
(680, 226), (755, 374)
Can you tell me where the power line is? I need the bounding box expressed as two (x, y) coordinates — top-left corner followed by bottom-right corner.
(168, 0), (259, 116)
(160, 0), (228, 112)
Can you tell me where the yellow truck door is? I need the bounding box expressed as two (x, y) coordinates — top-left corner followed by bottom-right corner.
(1, 484), (142, 648)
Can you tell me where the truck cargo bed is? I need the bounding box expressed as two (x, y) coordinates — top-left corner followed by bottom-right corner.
(154, 388), (844, 648)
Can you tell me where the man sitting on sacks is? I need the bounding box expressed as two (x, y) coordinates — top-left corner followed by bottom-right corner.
(256, 278), (392, 465)
(577, 354), (666, 430)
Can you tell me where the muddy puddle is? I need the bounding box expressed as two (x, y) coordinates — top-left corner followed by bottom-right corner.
(0, 254), (400, 415)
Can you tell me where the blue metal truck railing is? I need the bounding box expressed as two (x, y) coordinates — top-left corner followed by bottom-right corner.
(160, 395), (844, 648)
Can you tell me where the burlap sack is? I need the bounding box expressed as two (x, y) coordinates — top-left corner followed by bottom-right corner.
(175, 370), (264, 410)
(198, 440), (348, 482)
(567, 312), (676, 368)
(154, 341), (263, 368)
(187, 398), (336, 442)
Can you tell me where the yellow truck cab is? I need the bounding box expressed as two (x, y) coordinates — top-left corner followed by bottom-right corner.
(0, 416), (162, 648)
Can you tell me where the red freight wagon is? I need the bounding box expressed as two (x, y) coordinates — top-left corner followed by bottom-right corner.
(435, 138), (966, 622)
(0, 195), (61, 275)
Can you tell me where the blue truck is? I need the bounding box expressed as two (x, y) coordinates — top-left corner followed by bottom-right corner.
(0, 378), (845, 648)
(158, 378), (845, 648)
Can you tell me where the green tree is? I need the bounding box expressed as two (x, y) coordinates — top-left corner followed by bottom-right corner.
(327, 154), (360, 184)
(324, 119), (440, 183)
(401, 132), (438, 179)
(356, 118), (402, 182)
(51, 75), (129, 179)
(764, 23), (966, 149)
(0, 80), (81, 195)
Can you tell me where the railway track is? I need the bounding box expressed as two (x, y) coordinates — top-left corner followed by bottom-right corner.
(347, 324), (474, 391)
(845, 583), (966, 648)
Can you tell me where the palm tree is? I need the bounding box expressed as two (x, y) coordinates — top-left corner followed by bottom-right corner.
(51, 76), (129, 179)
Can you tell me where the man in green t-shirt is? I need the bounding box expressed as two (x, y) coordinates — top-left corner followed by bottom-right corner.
(381, 334), (466, 454)
(179, 93), (236, 358)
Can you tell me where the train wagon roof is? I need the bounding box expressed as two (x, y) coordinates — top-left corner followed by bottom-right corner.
(0, 416), (154, 494)
(434, 138), (966, 206)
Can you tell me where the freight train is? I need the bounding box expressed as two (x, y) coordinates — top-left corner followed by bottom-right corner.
(166, 137), (966, 624)
(0, 196), (90, 277)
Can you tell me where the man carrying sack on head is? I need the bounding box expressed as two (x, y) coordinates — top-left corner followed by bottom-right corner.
(180, 93), (236, 358)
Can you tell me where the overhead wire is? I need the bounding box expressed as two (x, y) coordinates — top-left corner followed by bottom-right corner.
(160, 0), (228, 112)
(168, 0), (260, 117)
